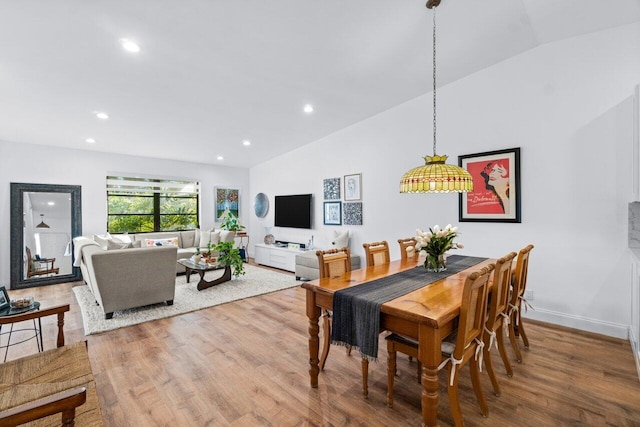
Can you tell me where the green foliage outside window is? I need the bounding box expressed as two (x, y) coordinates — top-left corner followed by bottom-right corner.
(107, 178), (199, 233)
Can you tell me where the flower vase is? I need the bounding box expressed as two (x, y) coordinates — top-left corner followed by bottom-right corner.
(425, 253), (447, 272)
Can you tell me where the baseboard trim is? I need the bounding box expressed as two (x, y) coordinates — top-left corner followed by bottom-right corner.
(523, 307), (629, 339)
(630, 326), (640, 381)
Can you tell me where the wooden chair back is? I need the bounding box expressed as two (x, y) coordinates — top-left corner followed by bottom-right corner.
(486, 252), (517, 332)
(452, 264), (494, 361)
(398, 237), (417, 260)
(25, 246), (37, 278)
(510, 244), (534, 307)
(362, 241), (390, 267)
(316, 248), (352, 279)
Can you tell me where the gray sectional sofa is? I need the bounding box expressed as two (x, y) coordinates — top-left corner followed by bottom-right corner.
(73, 229), (236, 319)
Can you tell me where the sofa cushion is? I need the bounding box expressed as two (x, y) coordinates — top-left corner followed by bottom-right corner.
(181, 230), (197, 248)
(296, 250), (319, 268)
(112, 234), (133, 244)
(217, 230), (235, 243)
(199, 229), (212, 247)
(144, 237), (179, 247)
(210, 230), (221, 245)
(330, 230), (349, 248)
(106, 240), (132, 250)
(93, 233), (112, 249)
(134, 232), (181, 247)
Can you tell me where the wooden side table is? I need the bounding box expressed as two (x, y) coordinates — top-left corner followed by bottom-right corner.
(0, 302), (43, 362)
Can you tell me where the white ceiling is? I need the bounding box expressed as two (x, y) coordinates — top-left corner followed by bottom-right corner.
(1, 0), (639, 168)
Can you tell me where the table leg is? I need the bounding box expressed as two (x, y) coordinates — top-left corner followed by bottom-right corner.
(305, 289), (321, 388)
(4, 323), (14, 362)
(197, 266), (232, 291)
(37, 318), (43, 352)
(419, 324), (441, 427)
(185, 266), (192, 283)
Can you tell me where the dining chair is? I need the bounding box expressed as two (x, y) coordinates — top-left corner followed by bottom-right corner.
(362, 241), (390, 267)
(25, 246), (59, 278)
(386, 264), (495, 426)
(397, 237), (418, 260)
(507, 244), (534, 363)
(316, 248), (352, 370)
(482, 251), (517, 396)
(316, 247), (372, 396)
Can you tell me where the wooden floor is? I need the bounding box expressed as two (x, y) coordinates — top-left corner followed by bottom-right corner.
(4, 263), (640, 426)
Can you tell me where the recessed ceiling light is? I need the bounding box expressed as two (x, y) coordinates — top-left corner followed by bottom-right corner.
(242, 140), (251, 146)
(85, 138), (96, 143)
(120, 38), (140, 53)
(217, 156), (224, 161)
(303, 104), (314, 114)
(94, 111), (109, 120)
(47, 201), (55, 206)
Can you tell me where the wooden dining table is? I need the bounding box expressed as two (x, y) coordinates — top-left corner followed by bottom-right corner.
(301, 255), (496, 427)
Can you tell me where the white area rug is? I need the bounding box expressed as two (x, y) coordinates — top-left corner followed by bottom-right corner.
(73, 264), (298, 335)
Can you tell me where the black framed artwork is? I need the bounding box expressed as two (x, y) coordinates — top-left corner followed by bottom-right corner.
(323, 201), (342, 225)
(458, 147), (521, 223)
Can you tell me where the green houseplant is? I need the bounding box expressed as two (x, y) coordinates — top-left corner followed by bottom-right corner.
(214, 241), (245, 277)
(219, 210), (245, 232)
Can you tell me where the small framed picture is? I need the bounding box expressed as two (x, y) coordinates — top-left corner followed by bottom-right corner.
(344, 173), (362, 201)
(0, 286), (9, 311)
(458, 147), (521, 223)
(323, 201), (342, 225)
(323, 178), (341, 200)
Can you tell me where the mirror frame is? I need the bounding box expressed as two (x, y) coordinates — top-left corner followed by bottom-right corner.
(10, 183), (82, 289)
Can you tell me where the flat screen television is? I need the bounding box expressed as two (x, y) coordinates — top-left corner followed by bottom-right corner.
(274, 194), (312, 229)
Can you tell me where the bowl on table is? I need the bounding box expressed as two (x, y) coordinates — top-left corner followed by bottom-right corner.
(10, 296), (34, 309)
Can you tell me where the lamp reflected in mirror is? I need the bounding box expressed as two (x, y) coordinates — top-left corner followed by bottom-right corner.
(36, 214), (50, 229)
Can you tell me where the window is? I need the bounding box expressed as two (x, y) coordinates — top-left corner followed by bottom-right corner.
(107, 176), (199, 233)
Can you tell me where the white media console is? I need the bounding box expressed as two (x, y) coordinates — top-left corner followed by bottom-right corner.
(254, 243), (309, 272)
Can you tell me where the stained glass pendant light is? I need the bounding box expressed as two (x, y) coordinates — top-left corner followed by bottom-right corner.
(400, 0), (473, 193)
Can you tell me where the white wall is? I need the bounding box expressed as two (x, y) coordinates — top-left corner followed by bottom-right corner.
(249, 23), (640, 339)
(0, 141), (249, 285)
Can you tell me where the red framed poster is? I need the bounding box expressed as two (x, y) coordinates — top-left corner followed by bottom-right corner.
(458, 147), (521, 223)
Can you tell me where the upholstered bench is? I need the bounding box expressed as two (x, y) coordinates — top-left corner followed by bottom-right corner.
(295, 250), (361, 281)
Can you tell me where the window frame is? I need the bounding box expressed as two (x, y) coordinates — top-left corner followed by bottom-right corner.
(106, 176), (200, 233)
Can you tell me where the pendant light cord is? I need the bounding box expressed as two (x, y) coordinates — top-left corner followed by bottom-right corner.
(432, 6), (437, 157)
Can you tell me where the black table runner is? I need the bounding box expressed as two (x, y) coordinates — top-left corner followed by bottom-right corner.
(331, 255), (488, 360)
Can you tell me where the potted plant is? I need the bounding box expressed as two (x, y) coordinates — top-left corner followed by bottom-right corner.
(219, 210), (245, 233)
(214, 241), (245, 278)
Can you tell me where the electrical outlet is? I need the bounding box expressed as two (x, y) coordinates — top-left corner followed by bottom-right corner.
(525, 290), (534, 301)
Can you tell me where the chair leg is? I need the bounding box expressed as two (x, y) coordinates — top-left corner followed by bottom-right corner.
(518, 312), (530, 348)
(482, 337), (500, 396)
(447, 366), (464, 427)
(470, 357), (489, 417)
(508, 319), (523, 363)
(362, 358), (369, 397)
(386, 342), (396, 407)
(496, 324), (514, 377)
(416, 360), (422, 383)
(319, 310), (331, 370)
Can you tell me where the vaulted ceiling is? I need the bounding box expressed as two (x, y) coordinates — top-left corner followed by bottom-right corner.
(1, 0), (639, 167)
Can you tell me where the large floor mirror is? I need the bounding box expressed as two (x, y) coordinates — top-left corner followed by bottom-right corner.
(10, 183), (82, 289)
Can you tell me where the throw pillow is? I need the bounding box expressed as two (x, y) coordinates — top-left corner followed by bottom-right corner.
(93, 233), (112, 248)
(144, 237), (179, 247)
(111, 234), (132, 244)
(131, 240), (142, 248)
(330, 230), (349, 249)
(106, 240), (132, 250)
(210, 230), (221, 245)
(199, 230), (212, 247)
(217, 230), (234, 243)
